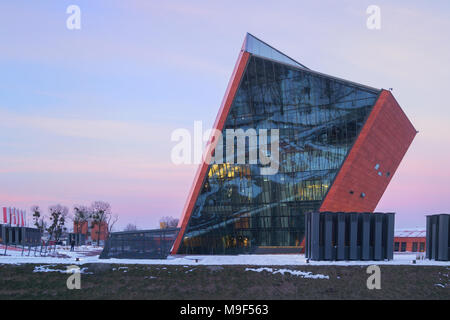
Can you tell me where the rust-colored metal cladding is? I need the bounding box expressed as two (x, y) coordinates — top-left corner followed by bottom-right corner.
(170, 50), (250, 254)
(319, 90), (417, 212)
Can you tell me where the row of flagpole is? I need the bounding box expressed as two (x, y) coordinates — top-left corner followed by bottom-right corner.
(1, 207), (26, 227)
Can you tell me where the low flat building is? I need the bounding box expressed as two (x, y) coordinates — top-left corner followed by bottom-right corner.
(394, 229), (426, 252)
(0, 224), (41, 246)
(100, 228), (179, 259)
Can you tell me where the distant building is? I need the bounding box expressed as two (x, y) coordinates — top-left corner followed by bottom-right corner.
(0, 225), (41, 246)
(74, 220), (108, 243)
(0, 207), (37, 245)
(394, 229), (426, 252)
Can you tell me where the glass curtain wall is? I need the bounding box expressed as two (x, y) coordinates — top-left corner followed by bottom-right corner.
(178, 55), (379, 254)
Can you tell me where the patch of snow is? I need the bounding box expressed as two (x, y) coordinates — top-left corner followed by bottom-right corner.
(33, 265), (92, 274)
(245, 267), (329, 279)
(0, 246), (449, 267)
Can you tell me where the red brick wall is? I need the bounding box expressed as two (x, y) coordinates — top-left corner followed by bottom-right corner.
(320, 90), (417, 212)
(394, 237), (426, 252)
(90, 222), (108, 241)
(74, 221), (108, 241)
(73, 221), (88, 235)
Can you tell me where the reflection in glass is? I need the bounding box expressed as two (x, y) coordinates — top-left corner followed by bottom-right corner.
(178, 55), (379, 254)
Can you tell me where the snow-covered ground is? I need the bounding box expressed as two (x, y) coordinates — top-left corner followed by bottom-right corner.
(0, 245), (449, 266)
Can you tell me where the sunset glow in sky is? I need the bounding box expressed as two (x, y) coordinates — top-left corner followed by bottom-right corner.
(1, 1), (449, 230)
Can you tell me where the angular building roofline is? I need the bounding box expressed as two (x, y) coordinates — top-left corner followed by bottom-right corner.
(243, 33), (381, 94)
(243, 33), (309, 70)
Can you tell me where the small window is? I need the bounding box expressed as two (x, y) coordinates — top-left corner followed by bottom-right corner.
(349, 190), (354, 194)
(419, 242), (425, 252)
(412, 242), (418, 252)
(386, 172), (391, 177)
(378, 171), (382, 176)
(374, 164), (380, 170)
(394, 242), (399, 251)
(401, 242), (407, 252)
(360, 192), (366, 198)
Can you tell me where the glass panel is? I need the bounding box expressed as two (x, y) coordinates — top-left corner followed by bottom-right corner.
(244, 33), (307, 69)
(178, 55), (379, 254)
(401, 242), (407, 252)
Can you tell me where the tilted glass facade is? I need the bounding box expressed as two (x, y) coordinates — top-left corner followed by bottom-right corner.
(178, 52), (380, 254)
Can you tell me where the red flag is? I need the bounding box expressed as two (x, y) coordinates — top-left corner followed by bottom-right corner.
(2, 207), (7, 224)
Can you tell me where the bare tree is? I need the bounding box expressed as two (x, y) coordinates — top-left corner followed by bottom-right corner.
(90, 201), (111, 246)
(47, 204), (69, 243)
(73, 205), (90, 234)
(159, 216), (179, 229)
(31, 205), (45, 233)
(123, 223), (138, 231)
(55, 216), (68, 243)
(107, 214), (119, 233)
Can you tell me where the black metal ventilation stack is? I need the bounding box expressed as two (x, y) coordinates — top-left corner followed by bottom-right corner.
(426, 214), (449, 261)
(305, 212), (395, 261)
